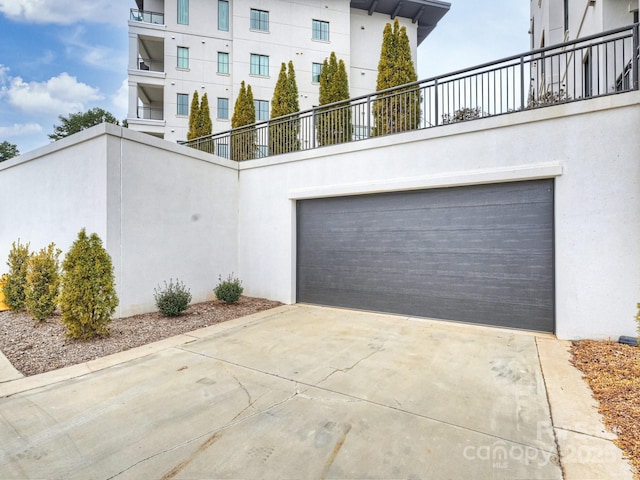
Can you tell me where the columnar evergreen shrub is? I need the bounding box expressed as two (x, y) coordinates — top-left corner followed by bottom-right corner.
(317, 52), (352, 146)
(198, 93), (213, 137)
(3, 240), (30, 311)
(373, 19), (421, 136)
(231, 81), (257, 161)
(270, 61), (300, 155)
(154, 279), (192, 316)
(187, 90), (200, 140)
(25, 243), (61, 322)
(60, 229), (118, 339)
(214, 274), (243, 304)
(197, 93), (215, 153)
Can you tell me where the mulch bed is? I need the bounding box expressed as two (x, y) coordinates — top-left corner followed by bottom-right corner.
(0, 296), (282, 377)
(571, 340), (640, 478)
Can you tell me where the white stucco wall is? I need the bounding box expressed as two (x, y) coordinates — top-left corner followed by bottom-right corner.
(112, 128), (239, 316)
(3, 95), (639, 340)
(0, 124), (239, 318)
(0, 129), (110, 262)
(237, 92), (640, 340)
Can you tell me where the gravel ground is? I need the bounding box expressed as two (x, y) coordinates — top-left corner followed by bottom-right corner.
(571, 340), (640, 479)
(0, 296), (282, 377)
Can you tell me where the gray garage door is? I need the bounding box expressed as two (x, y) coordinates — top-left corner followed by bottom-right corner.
(296, 180), (555, 332)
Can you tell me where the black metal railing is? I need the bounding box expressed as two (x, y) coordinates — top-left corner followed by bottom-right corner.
(137, 107), (164, 121)
(130, 8), (164, 25)
(182, 24), (639, 161)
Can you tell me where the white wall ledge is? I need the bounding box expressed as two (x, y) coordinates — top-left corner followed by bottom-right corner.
(288, 163), (564, 200)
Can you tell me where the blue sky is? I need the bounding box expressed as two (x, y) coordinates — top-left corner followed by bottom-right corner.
(0, 1), (530, 155)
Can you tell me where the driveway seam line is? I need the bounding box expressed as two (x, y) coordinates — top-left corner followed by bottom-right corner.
(105, 382), (301, 479)
(535, 336), (566, 480)
(179, 346), (560, 457)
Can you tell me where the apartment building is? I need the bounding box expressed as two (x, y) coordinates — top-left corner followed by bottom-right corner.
(127, 0), (450, 143)
(530, 0), (638, 48)
(528, 0), (638, 101)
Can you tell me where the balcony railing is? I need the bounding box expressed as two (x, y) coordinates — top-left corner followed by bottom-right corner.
(182, 24), (639, 161)
(130, 8), (164, 25)
(137, 107), (164, 121)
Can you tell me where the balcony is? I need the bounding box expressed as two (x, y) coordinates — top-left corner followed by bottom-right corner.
(135, 35), (165, 74)
(132, 84), (164, 122)
(130, 8), (164, 25)
(137, 106), (164, 121)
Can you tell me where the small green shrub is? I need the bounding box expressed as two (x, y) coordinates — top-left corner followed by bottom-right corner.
(636, 303), (640, 339)
(60, 229), (118, 339)
(3, 240), (30, 311)
(154, 279), (192, 317)
(214, 273), (243, 304)
(442, 107), (483, 124)
(25, 243), (61, 322)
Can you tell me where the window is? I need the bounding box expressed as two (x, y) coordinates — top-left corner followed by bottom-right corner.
(218, 52), (229, 74)
(177, 93), (189, 115)
(177, 47), (189, 69)
(177, 0), (189, 24)
(218, 0), (229, 31)
(217, 143), (229, 158)
(312, 62), (322, 83)
(254, 100), (269, 121)
(250, 9), (269, 31)
(250, 54), (269, 76)
(312, 20), (329, 41)
(256, 145), (269, 158)
(217, 97), (229, 119)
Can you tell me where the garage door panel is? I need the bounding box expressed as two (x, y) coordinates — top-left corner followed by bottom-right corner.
(296, 180), (555, 332)
(300, 230), (552, 255)
(305, 203), (550, 231)
(298, 285), (553, 331)
(300, 250), (551, 277)
(299, 264), (551, 303)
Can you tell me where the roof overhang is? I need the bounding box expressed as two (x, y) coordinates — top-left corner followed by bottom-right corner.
(350, 0), (451, 45)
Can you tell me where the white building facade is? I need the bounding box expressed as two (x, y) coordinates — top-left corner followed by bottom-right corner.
(530, 0), (638, 49)
(127, 0), (450, 142)
(528, 0), (638, 104)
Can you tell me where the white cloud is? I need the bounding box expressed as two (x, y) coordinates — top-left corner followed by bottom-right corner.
(1, 72), (103, 116)
(61, 26), (126, 72)
(111, 78), (129, 118)
(0, 123), (42, 137)
(0, 65), (9, 84)
(0, 0), (127, 25)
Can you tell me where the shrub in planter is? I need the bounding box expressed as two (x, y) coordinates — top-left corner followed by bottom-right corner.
(214, 273), (243, 304)
(25, 243), (61, 322)
(154, 279), (192, 316)
(60, 229), (118, 339)
(3, 240), (30, 311)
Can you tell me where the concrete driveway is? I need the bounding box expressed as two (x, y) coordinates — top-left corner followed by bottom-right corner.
(0, 305), (633, 479)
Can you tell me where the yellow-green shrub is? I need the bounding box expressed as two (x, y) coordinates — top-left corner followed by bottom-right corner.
(60, 229), (118, 339)
(25, 243), (61, 322)
(2, 240), (30, 311)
